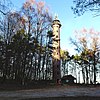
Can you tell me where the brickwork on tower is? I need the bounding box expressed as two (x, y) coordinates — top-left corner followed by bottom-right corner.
(52, 16), (61, 83)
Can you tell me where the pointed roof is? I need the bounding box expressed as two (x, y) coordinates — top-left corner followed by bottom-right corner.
(52, 15), (61, 27)
(54, 14), (58, 20)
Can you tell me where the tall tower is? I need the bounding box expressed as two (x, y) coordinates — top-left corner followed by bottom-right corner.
(52, 16), (61, 83)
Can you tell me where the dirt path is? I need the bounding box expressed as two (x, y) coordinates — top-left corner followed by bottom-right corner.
(0, 86), (100, 100)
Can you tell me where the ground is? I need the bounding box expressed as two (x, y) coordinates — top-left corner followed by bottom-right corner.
(0, 85), (100, 100)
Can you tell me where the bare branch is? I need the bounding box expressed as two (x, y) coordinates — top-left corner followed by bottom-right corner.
(72, 0), (100, 16)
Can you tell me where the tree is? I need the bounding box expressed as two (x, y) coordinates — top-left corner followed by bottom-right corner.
(20, 0), (52, 80)
(0, 0), (13, 15)
(60, 50), (70, 76)
(10, 29), (35, 84)
(70, 28), (100, 84)
(0, 0), (53, 85)
(72, 0), (100, 16)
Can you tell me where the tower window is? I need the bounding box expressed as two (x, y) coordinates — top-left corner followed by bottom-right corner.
(57, 47), (58, 49)
(56, 41), (58, 43)
(56, 35), (58, 38)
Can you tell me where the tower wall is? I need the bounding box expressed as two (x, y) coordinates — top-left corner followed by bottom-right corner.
(52, 18), (61, 83)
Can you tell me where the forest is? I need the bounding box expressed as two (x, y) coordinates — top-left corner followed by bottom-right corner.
(0, 0), (100, 86)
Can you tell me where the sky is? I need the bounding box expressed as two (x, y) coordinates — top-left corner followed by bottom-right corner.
(11, 0), (100, 55)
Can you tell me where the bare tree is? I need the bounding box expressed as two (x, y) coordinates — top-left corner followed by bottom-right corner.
(72, 0), (100, 16)
(0, 0), (53, 85)
(70, 28), (100, 84)
(0, 0), (13, 15)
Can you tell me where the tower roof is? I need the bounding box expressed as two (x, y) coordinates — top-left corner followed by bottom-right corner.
(52, 15), (61, 27)
(54, 14), (58, 20)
